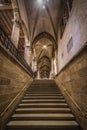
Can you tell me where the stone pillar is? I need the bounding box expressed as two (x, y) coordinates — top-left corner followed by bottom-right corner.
(37, 70), (40, 79)
(54, 58), (57, 75)
(24, 39), (31, 65)
(32, 57), (37, 72)
(33, 49), (37, 72)
(34, 59), (37, 72)
(31, 49), (34, 70)
(31, 48), (37, 72)
(50, 58), (54, 79)
(11, 21), (20, 48)
(11, 0), (20, 48)
(54, 51), (58, 75)
(24, 46), (30, 65)
(55, 49), (59, 73)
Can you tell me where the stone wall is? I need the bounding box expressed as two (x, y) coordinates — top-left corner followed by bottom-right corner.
(58, 0), (87, 71)
(56, 1), (87, 128)
(55, 46), (87, 130)
(0, 46), (33, 129)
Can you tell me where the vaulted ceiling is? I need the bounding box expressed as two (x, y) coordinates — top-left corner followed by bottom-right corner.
(18, 0), (62, 77)
(22, 0), (61, 43)
(0, 0), (62, 78)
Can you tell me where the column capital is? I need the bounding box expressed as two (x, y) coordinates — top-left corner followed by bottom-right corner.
(12, 19), (21, 28)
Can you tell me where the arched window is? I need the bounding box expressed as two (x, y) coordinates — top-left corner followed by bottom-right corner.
(60, 0), (73, 38)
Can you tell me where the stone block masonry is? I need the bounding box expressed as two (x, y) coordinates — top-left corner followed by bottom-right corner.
(55, 46), (87, 130)
(0, 46), (33, 130)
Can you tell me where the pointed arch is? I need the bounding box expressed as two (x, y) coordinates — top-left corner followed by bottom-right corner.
(38, 49), (50, 61)
(38, 55), (51, 65)
(32, 32), (56, 49)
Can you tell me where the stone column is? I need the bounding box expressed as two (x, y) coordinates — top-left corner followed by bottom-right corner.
(24, 39), (31, 65)
(34, 59), (37, 72)
(54, 51), (58, 75)
(32, 57), (34, 71)
(50, 58), (54, 79)
(11, 0), (20, 48)
(31, 48), (37, 71)
(33, 48), (37, 72)
(24, 46), (30, 65)
(37, 70), (40, 79)
(54, 58), (57, 75)
(55, 49), (59, 73)
(11, 0), (21, 48)
(32, 57), (37, 72)
(11, 21), (20, 48)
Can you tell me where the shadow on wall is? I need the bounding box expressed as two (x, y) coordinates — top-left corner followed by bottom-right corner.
(55, 46), (87, 130)
(0, 46), (33, 129)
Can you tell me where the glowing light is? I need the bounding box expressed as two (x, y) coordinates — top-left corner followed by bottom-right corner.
(38, 0), (43, 4)
(43, 45), (47, 49)
(43, 5), (45, 9)
(37, 0), (49, 9)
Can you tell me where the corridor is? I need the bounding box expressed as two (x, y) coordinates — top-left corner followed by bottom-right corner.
(0, 0), (87, 130)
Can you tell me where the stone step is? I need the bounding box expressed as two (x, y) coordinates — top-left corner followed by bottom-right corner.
(28, 88), (58, 90)
(12, 113), (75, 120)
(28, 91), (59, 93)
(28, 89), (59, 91)
(18, 103), (68, 108)
(15, 108), (71, 114)
(21, 99), (66, 103)
(28, 88), (58, 89)
(25, 94), (62, 96)
(23, 96), (64, 99)
(26, 92), (60, 94)
(30, 86), (57, 88)
(6, 80), (80, 130)
(7, 120), (79, 130)
(28, 86), (58, 88)
(29, 84), (57, 86)
(28, 85), (57, 87)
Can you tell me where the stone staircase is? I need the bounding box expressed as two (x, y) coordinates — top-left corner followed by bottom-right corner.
(6, 80), (80, 130)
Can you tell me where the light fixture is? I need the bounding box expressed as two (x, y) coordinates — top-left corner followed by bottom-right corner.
(43, 5), (45, 9)
(38, 0), (43, 5)
(38, 0), (48, 4)
(43, 45), (47, 49)
(37, 0), (47, 9)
